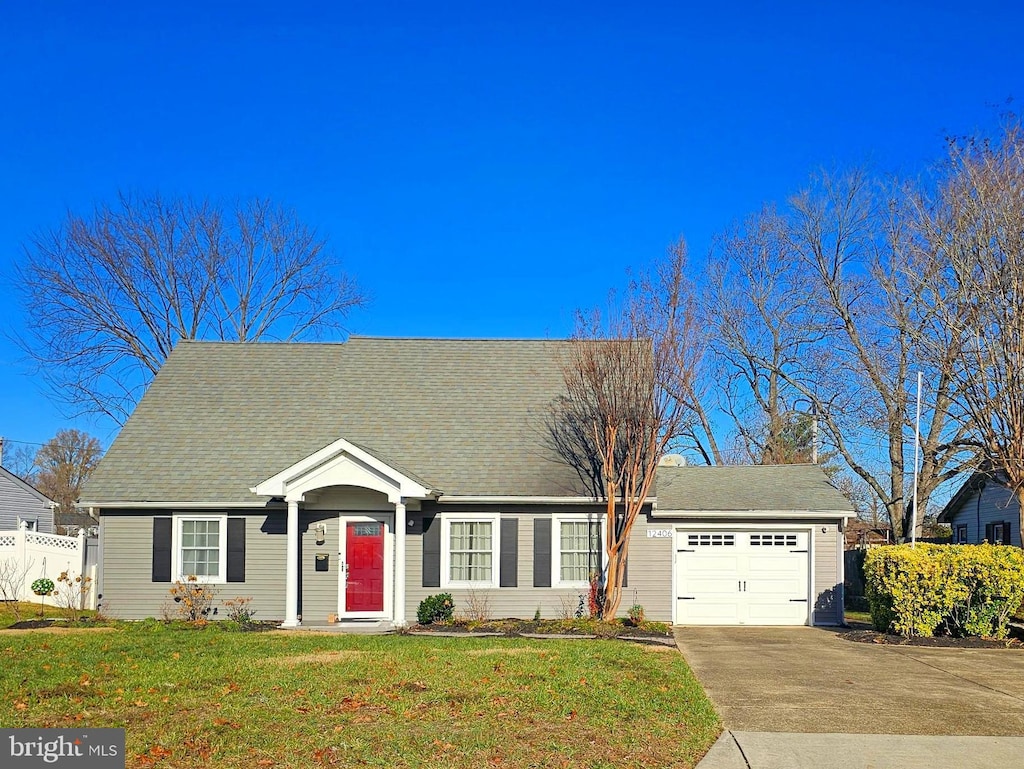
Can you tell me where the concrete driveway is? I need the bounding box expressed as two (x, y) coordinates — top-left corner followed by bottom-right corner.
(674, 626), (1024, 736)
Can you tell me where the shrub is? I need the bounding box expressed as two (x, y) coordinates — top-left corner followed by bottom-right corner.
(54, 570), (92, 622)
(223, 597), (257, 628)
(168, 576), (216, 622)
(864, 544), (1024, 638)
(627, 604), (645, 626)
(416, 593), (454, 624)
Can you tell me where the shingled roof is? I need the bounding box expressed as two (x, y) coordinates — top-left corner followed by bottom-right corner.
(655, 464), (852, 513)
(83, 338), (856, 514)
(82, 337), (586, 504)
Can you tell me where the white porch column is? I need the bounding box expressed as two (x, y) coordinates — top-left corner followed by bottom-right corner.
(394, 499), (407, 626)
(282, 498), (301, 628)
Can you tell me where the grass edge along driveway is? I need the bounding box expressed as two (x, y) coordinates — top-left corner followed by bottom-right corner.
(1, 625), (720, 768)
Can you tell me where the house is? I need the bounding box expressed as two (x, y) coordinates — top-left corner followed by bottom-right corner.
(80, 338), (852, 627)
(938, 472), (1018, 546)
(0, 465), (55, 533)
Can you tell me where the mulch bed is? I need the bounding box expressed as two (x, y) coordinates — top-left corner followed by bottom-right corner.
(841, 622), (1024, 649)
(408, 619), (673, 639)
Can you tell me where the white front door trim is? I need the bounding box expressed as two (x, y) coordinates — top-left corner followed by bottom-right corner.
(338, 512), (394, 620)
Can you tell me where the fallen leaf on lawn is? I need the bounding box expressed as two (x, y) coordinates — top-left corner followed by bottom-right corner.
(566, 710), (577, 721)
(133, 700), (148, 707)
(14, 701), (28, 710)
(172, 652), (180, 660)
(256, 759), (274, 766)
(213, 717), (240, 728)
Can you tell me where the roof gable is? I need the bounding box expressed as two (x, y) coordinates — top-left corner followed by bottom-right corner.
(83, 338), (587, 504)
(0, 466), (54, 506)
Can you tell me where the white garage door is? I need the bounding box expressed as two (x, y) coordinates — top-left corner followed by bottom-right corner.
(674, 530), (810, 625)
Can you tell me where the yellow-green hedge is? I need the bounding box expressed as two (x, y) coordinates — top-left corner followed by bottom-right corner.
(864, 544), (1024, 638)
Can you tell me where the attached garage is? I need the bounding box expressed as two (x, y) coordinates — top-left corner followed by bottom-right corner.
(634, 464), (853, 627)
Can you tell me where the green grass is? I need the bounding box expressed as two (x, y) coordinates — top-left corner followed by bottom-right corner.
(0, 623), (720, 768)
(0, 600), (97, 626)
(844, 610), (873, 626)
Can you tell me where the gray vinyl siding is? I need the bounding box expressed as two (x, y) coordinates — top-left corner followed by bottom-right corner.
(0, 471), (53, 533)
(949, 484), (1019, 544)
(406, 510), (594, 621)
(299, 511), (340, 622)
(98, 509), (286, 620)
(813, 522), (842, 625)
(405, 507), (666, 621)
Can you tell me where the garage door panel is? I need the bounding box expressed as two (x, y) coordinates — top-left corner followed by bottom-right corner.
(675, 529), (810, 626)
(677, 599), (742, 624)
(746, 601), (808, 624)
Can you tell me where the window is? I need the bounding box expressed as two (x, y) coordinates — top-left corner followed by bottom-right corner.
(955, 525), (968, 544)
(174, 516), (226, 582)
(553, 515), (604, 587)
(992, 522), (1005, 545)
(442, 516), (499, 587)
(688, 533), (735, 547)
(749, 533), (797, 547)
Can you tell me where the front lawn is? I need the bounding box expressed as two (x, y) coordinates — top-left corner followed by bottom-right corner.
(0, 624), (720, 768)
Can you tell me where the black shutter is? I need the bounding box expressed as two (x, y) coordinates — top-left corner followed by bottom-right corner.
(622, 556), (628, 588)
(422, 515), (441, 588)
(152, 517), (172, 582)
(985, 523), (994, 543)
(500, 518), (518, 588)
(533, 518), (551, 587)
(1004, 521), (1013, 546)
(227, 517), (245, 582)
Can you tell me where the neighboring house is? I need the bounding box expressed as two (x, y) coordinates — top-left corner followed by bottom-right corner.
(0, 465), (55, 533)
(938, 472), (1018, 546)
(80, 338), (853, 628)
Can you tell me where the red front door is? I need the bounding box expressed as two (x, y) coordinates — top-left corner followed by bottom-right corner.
(344, 521), (385, 613)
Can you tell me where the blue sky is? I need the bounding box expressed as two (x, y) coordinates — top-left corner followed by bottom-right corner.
(0, 1), (1021, 453)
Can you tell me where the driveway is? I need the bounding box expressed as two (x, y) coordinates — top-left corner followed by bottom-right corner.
(674, 626), (1024, 736)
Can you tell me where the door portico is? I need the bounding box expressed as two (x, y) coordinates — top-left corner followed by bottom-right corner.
(251, 438), (432, 628)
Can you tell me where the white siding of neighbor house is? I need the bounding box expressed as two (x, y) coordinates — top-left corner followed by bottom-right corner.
(0, 471), (53, 533)
(949, 483), (1019, 545)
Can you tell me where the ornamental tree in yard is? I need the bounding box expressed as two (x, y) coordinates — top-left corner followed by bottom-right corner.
(547, 239), (701, 620)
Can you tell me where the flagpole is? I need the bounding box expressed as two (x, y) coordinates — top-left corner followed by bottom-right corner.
(911, 372), (922, 548)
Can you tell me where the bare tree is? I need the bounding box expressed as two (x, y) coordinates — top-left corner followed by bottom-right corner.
(15, 193), (366, 424)
(706, 171), (973, 537)
(0, 557), (34, 622)
(704, 206), (827, 465)
(547, 240), (701, 619)
(33, 429), (103, 527)
(909, 122), (1024, 546)
(0, 441), (39, 482)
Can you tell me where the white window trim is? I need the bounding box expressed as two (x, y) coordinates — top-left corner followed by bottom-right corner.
(441, 513), (501, 589)
(552, 513), (606, 589)
(956, 525), (968, 544)
(172, 514), (228, 584)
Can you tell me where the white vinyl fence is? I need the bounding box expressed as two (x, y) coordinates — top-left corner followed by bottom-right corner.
(0, 523), (98, 609)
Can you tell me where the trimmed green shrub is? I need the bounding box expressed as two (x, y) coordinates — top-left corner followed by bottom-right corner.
(416, 593), (454, 624)
(864, 544), (1024, 638)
